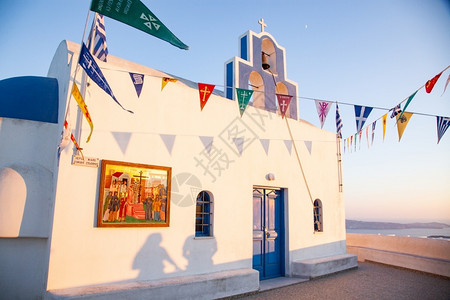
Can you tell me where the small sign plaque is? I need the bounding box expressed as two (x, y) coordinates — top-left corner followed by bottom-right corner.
(72, 155), (99, 168)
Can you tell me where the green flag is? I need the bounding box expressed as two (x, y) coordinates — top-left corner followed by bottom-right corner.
(236, 88), (253, 117)
(90, 0), (189, 50)
(397, 90), (417, 121)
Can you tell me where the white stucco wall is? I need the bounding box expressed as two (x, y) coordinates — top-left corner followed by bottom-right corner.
(44, 40), (346, 290)
(0, 92), (60, 298)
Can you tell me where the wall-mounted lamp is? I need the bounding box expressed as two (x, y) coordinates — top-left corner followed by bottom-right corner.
(266, 173), (275, 181)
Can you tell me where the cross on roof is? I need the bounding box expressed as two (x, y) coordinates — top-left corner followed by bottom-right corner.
(258, 18), (267, 32)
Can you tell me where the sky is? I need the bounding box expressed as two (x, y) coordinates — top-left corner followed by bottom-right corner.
(1, 1), (449, 223)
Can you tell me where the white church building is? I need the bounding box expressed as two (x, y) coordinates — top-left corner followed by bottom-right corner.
(0, 26), (356, 299)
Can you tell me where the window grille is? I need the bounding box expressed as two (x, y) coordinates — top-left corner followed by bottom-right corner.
(313, 199), (323, 232)
(195, 191), (213, 237)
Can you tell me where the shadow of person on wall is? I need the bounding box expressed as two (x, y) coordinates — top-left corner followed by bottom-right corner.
(133, 233), (181, 280)
(183, 235), (217, 273)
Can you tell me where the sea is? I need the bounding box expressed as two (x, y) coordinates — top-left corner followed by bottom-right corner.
(346, 227), (450, 240)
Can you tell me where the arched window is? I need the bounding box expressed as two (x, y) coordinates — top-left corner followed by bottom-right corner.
(195, 191), (213, 237)
(248, 71), (265, 109)
(313, 199), (323, 232)
(261, 38), (277, 75)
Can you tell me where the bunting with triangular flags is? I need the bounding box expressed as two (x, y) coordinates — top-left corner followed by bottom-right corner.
(436, 116), (450, 144)
(199, 136), (214, 154)
(304, 141), (312, 154)
(354, 105), (373, 132)
(425, 71), (443, 93)
(442, 75), (450, 96)
(276, 94), (292, 118)
(160, 134), (176, 155)
(350, 135), (353, 153)
(284, 140), (292, 154)
(382, 114), (387, 142)
(233, 137), (244, 156)
(259, 139), (270, 155)
(398, 91), (417, 121)
(315, 100), (332, 128)
(371, 121), (376, 146)
(396, 112), (413, 141)
(358, 130), (363, 150)
(366, 126), (370, 148)
(198, 83), (215, 111)
(236, 88), (254, 117)
(129, 72), (145, 97)
(112, 131), (132, 154)
(390, 104), (401, 118)
(161, 77), (178, 91)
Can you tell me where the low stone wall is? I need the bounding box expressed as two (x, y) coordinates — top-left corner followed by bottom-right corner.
(46, 269), (259, 300)
(346, 233), (450, 278)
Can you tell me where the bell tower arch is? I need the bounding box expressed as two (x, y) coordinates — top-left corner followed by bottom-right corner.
(224, 21), (299, 119)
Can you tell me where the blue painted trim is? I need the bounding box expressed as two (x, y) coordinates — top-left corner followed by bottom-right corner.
(0, 76), (58, 123)
(226, 62), (234, 100)
(240, 36), (247, 60)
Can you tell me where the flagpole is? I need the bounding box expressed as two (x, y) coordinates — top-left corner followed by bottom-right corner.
(74, 12), (96, 157)
(336, 134), (343, 193)
(59, 10), (92, 159)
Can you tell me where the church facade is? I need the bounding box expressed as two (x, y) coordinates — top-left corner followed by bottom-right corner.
(0, 27), (355, 299)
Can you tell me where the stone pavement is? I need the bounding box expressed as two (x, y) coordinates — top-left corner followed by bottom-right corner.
(233, 261), (450, 300)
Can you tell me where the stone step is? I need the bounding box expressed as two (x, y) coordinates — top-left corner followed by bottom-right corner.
(292, 253), (358, 279)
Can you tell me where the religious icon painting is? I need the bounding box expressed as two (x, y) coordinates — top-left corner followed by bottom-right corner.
(97, 160), (171, 227)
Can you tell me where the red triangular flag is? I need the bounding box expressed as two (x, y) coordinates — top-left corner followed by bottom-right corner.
(198, 83), (215, 111)
(425, 72), (443, 93)
(276, 94), (292, 118)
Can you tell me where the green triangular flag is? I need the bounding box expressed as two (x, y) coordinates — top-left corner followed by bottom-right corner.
(90, 0), (189, 50)
(236, 88), (253, 117)
(397, 90), (418, 121)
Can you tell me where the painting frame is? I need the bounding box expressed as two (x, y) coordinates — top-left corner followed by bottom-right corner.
(97, 159), (171, 227)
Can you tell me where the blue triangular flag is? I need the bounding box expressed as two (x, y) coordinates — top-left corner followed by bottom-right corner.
(79, 43), (133, 113)
(129, 72), (145, 97)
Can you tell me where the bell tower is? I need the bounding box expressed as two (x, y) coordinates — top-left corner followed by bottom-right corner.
(224, 19), (299, 119)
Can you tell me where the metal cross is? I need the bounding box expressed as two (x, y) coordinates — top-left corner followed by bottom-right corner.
(258, 18), (267, 32)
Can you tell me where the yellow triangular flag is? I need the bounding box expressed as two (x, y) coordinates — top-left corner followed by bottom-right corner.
(161, 77), (178, 91)
(382, 113), (387, 142)
(396, 112), (413, 141)
(72, 83), (94, 142)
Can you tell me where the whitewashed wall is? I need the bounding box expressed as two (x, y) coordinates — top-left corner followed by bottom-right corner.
(44, 40), (346, 290)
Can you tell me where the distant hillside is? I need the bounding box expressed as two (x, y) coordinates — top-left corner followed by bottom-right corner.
(346, 220), (450, 230)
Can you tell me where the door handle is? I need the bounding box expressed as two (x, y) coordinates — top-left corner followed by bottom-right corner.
(264, 226), (270, 238)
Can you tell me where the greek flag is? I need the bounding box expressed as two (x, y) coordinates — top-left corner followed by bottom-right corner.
(335, 104), (343, 138)
(79, 43), (133, 113)
(437, 116), (450, 144)
(354, 105), (373, 132)
(87, 13), (108, 62)
(390, 104), (401, 118)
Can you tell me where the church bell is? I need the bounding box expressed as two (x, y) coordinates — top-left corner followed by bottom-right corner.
(262, 52), (270, 70)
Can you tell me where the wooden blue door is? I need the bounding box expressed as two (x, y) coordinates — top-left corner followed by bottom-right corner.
(252, 188), (284, 280)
